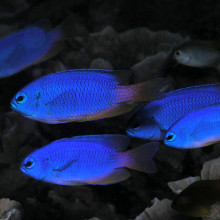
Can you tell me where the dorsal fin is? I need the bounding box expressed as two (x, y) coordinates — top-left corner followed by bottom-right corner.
(166, 83), (220, 97)
(52, 134), (130, 152)
(45, 69), (132, 85)
(23, 19), (52, 33)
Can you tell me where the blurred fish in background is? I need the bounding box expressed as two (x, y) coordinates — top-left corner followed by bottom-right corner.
(0, 15), (75, 78)
(20, 134), (159, 185)
(171, 179), (220, 217)
(10, 69), (168, 123)
(172, 41), (220, 70)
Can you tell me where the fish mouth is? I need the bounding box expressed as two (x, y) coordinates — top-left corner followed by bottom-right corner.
(10, 102), (36, 117)
(126, 129), (134, 137)
(10, 102), (17, 110)
(20, 165), (26, 173)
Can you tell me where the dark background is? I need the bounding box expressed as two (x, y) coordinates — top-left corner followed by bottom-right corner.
(0, 0), (220, 219)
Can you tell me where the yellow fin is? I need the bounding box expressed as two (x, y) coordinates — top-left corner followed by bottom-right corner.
(88, 103), (133, 120)
(87, 168), (130, 185)
(60, 180), (86, 186)
(116, 78), (169, 103)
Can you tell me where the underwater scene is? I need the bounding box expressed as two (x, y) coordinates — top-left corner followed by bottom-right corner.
(1, 0), (220, 219)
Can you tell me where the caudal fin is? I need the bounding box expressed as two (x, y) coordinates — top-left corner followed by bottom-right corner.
(54, 14), (87, 40)
(32, 14), (87, 65)
(116, 78), (169, 103)
(123, 142), (159, 173)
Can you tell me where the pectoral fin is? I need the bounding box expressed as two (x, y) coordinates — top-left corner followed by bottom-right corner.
(45, 91), (73, 116)
(52, 159), (78, 172)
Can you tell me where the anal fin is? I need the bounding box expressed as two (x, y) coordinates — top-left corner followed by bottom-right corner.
(52, 159), (78, 172)
(60, 180), (86, 186)
(87, 103), (134, 121)
(87, 168), (130, 185)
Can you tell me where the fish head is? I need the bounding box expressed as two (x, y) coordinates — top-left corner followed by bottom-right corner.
(126, 121), (149, 139)
(20, 153), (50, 181)
(10, 85), (42, 117)
(171, 194), (194, 215)
(172, 193), (207, 217)
(173, 47), (193, 66)
(126, 113), (162, 140)
(126, 113), (152, 139)
(164, 127), (194, 148)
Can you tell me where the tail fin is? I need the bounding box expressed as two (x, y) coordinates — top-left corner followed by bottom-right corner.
(123, 142), (159, 173)
(54, 14), (87, 40)
(32, 14), (87, 65)
(116, 78), (169, 102)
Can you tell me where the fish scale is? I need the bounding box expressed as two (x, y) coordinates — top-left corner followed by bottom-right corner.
(164, 104), (220, 148)
(11, 69), (167, 123)
(50, 144), (117, 181)
(127, 83), (220, 140)
(153, 92), (220, 128)
(20, 135), (159, 185)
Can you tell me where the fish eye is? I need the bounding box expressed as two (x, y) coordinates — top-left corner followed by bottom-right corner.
(15, 92), (27, 104)
(23, 157), (35, 169)
(132, 122), (141, 131)
(175, 50), (181, 56)
(171, 200), (177, 208)
(165, 132), (176, 142)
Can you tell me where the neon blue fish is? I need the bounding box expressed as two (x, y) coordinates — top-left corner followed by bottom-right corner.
(0, 16), (73, 78)
(10, 69), (167, 123)
(20, 134), (158, 185)
(164, 104), (220, 148)
(126, 83), (220, 140)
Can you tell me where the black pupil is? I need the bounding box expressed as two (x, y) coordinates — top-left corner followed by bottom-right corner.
(171, 200), (177, 208)
(133, 123), (140, 129)
(166, 135), (173, 141)
(175, 51), (180, 56)
(17, 96), (24, 102)
(25, 161), (33, 168)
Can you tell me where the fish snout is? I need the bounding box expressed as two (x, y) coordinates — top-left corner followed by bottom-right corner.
(10, 102), (17, 110)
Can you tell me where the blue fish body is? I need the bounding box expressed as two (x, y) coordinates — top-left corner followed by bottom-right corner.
(0, 17), (73, 78)
(10, 69), (167, 123)
(20, 135), (158, 185)
(164, 104), (220, 148)
(126, 84), (220, 140)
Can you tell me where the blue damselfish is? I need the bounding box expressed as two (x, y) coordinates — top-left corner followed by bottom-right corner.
(126, 83), (220, 140)
(0, 16), (74, 78)
(164, 104), (220, 148)
(20, 134), (158, 185)
(10, 69), (167, 123)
